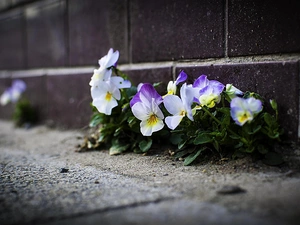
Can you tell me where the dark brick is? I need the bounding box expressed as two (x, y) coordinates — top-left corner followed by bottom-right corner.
(176, 61), (299, 140)
(26, 0), (66, 68)
(68, 0), (128, 66)
(125, 67), (173, 95)
(46, 73), (92, 129)
(130, 0), (224, 63)
(0, 9), (25, 69)
(228, 0), (300, 56)
(0, 77), (14, 120)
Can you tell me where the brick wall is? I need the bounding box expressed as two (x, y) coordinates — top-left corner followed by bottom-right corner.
(0, 0), (299, 140)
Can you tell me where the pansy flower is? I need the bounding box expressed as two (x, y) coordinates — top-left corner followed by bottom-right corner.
(131, 83), (164, 136)
(165, 71), (187, 96)
(130, 83), (163, 108)
(230, 97), (262, 126)
(192, 75), (224, 108)
(91, 81), (121, 115)
(163, 83), (194, 130)
(0, 79), (26, 106)
(89, 48), (119, 87)
(90, 49), (131, 115)
(225, 84), (243, 100)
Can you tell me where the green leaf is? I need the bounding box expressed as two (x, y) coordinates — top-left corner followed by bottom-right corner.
(153, 82), (162, 88)
(139, 139), (152, 152)
(126, 86), (137, 98)
(128, 116), (137, 127)
(247, 125), (262, 134)
(264, 113), (274, 127)
(89, 113), (104, 127)
(269, 99), (278, 111)
(229, 134), (240, 140)
(114, 127), (123, 137)
(212, 138), (219, 151)
(169, 133), (183, 145)
(267, 132), (280, 139)
(234, 142), (243, 149)
(257, 145), (269, 154)
(193, 133), (212, 145)
(174, 149), (189, 159)
(178, 140), (187, 150)
(183, 147), (206, 166)
(109, 139), (130, 155)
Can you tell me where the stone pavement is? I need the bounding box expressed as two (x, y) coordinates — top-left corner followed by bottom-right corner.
(0, 120), (300, 225)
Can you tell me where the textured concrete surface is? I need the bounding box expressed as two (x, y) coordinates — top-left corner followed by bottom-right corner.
(0, 120), (300, 225)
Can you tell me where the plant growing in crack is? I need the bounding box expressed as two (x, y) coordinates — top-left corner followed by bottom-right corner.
(81, 49), (283, 166)
(1, 79), (37, 127)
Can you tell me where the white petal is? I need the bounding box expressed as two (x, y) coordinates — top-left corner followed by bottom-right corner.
(91, 84), (106, 99)
(140, 118), (164, 136)
(163, 95), (184, 115)
(93, 96), (118, 115)
(246, 97), (262, 114)
(151, 99), (164, 119)
(166, 81), (176, 95)
(165, 115), (183, 130)
(106, 50), (119, 67)
(0, 91), (10, 105)
(110, 76), (131, 89)
(132, 102), (149, 121)
(109, 83), (121, 100)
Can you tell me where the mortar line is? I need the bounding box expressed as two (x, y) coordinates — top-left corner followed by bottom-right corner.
(23, 5), (28, 69)
(65, 0), (70, 67)
(127, 0), (132, 64)
(1, 53), (299, 78)
(224, 0), (229, 58)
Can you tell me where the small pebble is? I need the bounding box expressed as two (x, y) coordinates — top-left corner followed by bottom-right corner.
(217, 185), (246, 195)
(60, 168), (69, 173)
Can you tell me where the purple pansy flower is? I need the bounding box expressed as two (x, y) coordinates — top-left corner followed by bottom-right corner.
(130, 83), (164, 136)
(130, 83), (163, 108)
(230, 97), (262, 126)
(192, 75), (224, 108)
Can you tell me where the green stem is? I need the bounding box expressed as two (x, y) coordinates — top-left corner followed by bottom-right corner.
(201, 106), (248, 145)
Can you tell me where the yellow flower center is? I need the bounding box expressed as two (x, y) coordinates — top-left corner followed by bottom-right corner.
(237, 111), (252, 124)
(147, 114), (159, 126)
(179, 110), (186, 116)
(105, 92), (112, 101)
(200, 95), (217, 108)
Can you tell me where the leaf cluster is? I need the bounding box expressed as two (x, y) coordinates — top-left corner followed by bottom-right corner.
(168, 92), (283, 165)
(13, 98), (38, 127)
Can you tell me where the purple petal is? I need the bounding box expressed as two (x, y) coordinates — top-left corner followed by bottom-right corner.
(175, 71), (187, 85)
(130, 91), (141, 107)
(193, 75), (209, 89)
(199, 85), (213, 96)
(209, 80), (225, 94)
(193, 97), (200, 104)
(130, 83), (163, 108)
(139, 83), (163, 104)
(12, 79), (26, 92)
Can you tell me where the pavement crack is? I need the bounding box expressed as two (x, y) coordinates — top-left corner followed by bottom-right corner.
(25, 197), (176, 225)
